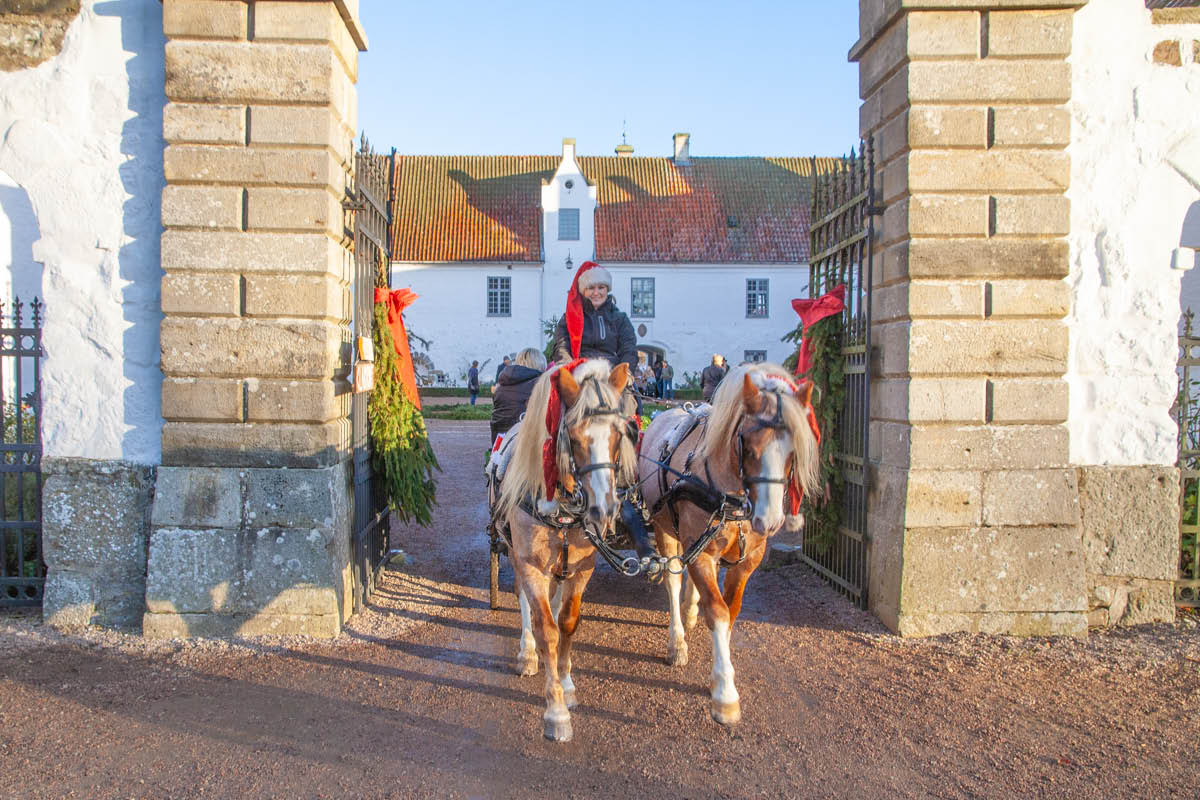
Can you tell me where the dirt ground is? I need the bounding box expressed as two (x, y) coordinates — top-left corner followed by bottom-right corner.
(2, 419), (1199, 800)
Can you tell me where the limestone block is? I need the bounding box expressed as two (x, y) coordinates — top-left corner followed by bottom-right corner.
(143, 610), (341, 638)
(162, 185), (242, 230)
(907, 281), (985, 318)
(909, 61), (1071, 103)
(254, 1), (358, 80)
(900, 525), (1086, 614)
(249, 105), (353, 162)
(243, 273), (348, 320)
(987, 10), (1072, 58)
(163, 0), (247, 40)
(1088, 576), (1175, 626)
(163, 103), (246, 145)
(164, 145), (345, 192)
(907, 319), (1067, 375)
(242, 461), (351, 530)
(895, 610), (1087, 638)
(162, 377), (243, 422)
(860, 66), (910, 135)
(908, 150), (1069, 193)
(990, 107), (1070, 148)
(246, 378), (350, 424)
(992, 195), (1069, 236)
(906, 238), (1069, 279)
(987, 279), (1069, 318)
(1078, 465), (1178, 581)
(160, 317), (346, 378)
(907, 10), (978, 58)
(908, 377), (987, 423)
(902, 423), (1070, 470)
(165, 41), (337, 104)
(903, 469), (982, 527)
(981, 469), (1079, 527)
(909, 106), (988, 149)
(161, 272), (240, 316)
(41, 459), (155, 578)
(858, 15), (909, 99)
(161, 419), (351, 468)
(907, 195), (990, 236)
(150, 466), (242, 528)
(988, 377), (1068, 423)
(41, 570), (94, 628)
(245, 187), (343, 235)
(0, 4), (77, 71)
(880, 155), (909, 205)
(145, 526), (342, 615)
(161, 231), (347, 276)
(874, 319), (911, 377)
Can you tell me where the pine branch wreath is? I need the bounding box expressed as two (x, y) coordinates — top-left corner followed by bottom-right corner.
(369, 301), (440, 526)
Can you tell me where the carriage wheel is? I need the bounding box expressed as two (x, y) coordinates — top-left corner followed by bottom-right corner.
(489, 550), (500, 609)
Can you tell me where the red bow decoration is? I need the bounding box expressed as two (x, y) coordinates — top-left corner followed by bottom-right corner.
(790, 285), (846, 377)
(564, 260), (602, 358)
(787, 402), (822, 515)
(542, 358), (586, 498)
(374, 287), (421, 410)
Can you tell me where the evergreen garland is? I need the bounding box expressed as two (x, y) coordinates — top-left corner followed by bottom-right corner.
(782, 313), (845, 552)
(369, 301), (440, 526)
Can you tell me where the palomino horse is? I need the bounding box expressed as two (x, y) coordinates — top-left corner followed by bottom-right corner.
(638, 362), (820, 726)
(492, 359), (634, 742)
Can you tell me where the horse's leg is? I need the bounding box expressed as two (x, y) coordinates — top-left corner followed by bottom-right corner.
(687, 551), (741, 726)
(513, 568), (538, 677)
(513, 560), (572, 742)
(721, 534), (766, 626)
(657, 532), (689, 666)
(555, 562), (595, 710)
(683, 568), (701, 631)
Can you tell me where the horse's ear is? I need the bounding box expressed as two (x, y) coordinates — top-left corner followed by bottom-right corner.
(797, 379), (814, 407)
(609, 362), (629, 392)
(742, 373), (760, 408)
(556, 366), (581, 408)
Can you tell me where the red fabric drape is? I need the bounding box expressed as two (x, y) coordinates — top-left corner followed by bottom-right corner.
(564, 260), (602, 358)
(374, 287), (421, 410)
(790, 284), (846, 377)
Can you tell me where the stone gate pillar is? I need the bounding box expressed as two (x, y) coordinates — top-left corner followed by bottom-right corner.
(852, 1), (1092, 635)
(145, 0), (367, 637)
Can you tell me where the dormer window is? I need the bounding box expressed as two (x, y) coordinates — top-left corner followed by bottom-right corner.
(559, 208), (580, 240)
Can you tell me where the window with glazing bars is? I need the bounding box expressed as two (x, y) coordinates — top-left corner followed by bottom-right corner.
(559, 208), (579, 240)
(487, 276), (511, 316)
(744, 349), (767, 363)
(746, 278), (769, 318)
(631, 277), (655, 318)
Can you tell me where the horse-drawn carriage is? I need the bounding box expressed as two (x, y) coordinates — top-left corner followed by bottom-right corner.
(482, 357), (820, 742)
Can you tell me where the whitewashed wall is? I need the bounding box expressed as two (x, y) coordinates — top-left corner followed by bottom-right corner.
(1067, 0), (1200, 465)
(390, 263), (545, 384)
(541, 139), (597, 324)
(0, 1), (164, 463)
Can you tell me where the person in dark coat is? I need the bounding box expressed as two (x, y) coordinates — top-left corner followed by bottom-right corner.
(494, 355), (511, 383)
(552, 264), (636, 371)
(700, 354), (727, 403)
(467, 360), (480, 405)
(490, 347), (546, 442)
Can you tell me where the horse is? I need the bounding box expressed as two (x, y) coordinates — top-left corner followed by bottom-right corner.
(637, 362), (821, 726)
(492, 358), (634, 742)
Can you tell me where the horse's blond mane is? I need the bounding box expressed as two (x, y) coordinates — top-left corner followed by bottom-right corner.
(695, 362), (821, 499)
(495, 359), (633, 517)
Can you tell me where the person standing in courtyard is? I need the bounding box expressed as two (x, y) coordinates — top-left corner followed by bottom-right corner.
(494, 355), (510, 384)
(700, 353), (727, 403)
(660, 359), (674, 400)
(467, 360), (480, 405)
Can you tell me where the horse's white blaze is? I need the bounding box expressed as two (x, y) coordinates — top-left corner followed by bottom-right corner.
(584, 420), (616, 515)
(753, 436), (790, 532)
(710, 620), (739, 706)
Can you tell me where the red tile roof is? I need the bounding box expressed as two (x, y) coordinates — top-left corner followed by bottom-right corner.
(390, 154), (844, 264)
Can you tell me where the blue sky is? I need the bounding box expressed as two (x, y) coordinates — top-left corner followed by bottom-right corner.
(356, 1), (861, 159)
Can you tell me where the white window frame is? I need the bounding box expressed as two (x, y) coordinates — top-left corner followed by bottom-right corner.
(630, 277), (655, 318)
(487, 276), (511, 317)
(746, 278), (769, 318)
(559, 208), (580, 241)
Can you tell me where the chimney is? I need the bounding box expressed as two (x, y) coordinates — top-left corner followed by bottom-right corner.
(615, 143), (634, 158)
(673, 132), (690, 165)
(562, 137), (576, 160)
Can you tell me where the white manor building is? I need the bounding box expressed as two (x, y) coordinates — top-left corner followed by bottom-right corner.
(389, 135), (837, 385)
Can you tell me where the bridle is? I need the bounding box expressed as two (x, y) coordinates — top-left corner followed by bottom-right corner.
(737, 389), (793, 494)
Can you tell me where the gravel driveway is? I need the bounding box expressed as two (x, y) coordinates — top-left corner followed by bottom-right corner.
(2, 418), (1198, 799)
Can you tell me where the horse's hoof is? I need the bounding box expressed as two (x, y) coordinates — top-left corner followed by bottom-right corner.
(515, 656), (538, 677)
(543, 714), (573, 742)
(665, 644), (688, 667)
(711, 700), (742, 727)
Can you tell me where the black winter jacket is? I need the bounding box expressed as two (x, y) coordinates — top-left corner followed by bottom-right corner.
(490, 364), (542, 441)
(552, 296), (637, 370)
(700, 364), (728, 402)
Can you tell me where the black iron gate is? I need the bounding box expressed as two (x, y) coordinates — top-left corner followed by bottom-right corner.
(349, 137), (393, 612)
(1, 298), (43, 607)
(802, 141), (875, 608)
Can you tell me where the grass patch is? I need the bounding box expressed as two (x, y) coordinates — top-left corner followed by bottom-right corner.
(422, 405), (493, 421)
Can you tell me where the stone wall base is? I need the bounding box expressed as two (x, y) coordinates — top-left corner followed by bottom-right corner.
(896, 611), (1088, 638)
(1078, 465), (1178, 627)
(42, 458), (155, 629)
(143, 462), (353, 639)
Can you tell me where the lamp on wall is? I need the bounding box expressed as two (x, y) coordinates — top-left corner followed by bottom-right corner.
(565, 250), (573, 270)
